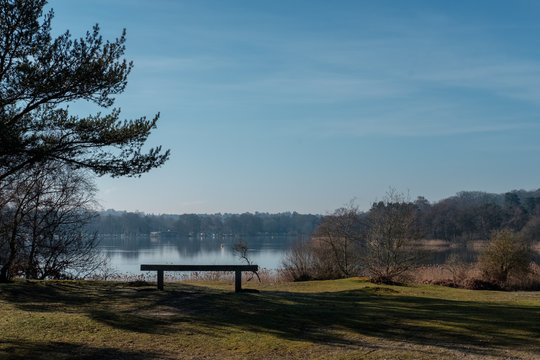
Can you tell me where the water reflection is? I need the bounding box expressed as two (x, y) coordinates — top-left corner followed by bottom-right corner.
(97, 234), (298, 274)
(98, 234), (539, 275)
(424, 247), (478, 265)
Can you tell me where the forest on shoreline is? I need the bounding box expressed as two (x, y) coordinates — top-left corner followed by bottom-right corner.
(89, 188), (540, 242)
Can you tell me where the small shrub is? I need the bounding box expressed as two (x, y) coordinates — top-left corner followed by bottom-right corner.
(444, 253), (469, 286)
(282, 240), (316, 281)
(504, 262), (540, 290)
(463, 278), (501, 290)
(479, 229), (531, 284)
(423, 279), (459, 288)
(369, 277), (405, 286)
(281, 239), (351, 281)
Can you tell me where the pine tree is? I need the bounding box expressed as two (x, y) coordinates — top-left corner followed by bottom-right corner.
(0, 0), (169, 181)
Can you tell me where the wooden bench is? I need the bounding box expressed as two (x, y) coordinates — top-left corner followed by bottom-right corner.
(140, 264), (259, 292)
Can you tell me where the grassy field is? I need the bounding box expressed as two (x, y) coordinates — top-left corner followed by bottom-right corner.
(0, 278), (539, 359)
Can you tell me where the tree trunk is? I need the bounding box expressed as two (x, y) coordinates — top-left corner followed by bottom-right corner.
(0, 263), (11, 282)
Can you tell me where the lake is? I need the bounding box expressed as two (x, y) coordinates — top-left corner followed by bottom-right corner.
(97, 234), (304, 275)
(97, 234), (533, 275)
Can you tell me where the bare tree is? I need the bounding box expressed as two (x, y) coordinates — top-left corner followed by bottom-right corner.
(233, 240), (260, 282)
(365, 190), (422, 283)
(0, 162), (101, 281)
(311, 204), (365, 278)
(0, 172), (35, 281)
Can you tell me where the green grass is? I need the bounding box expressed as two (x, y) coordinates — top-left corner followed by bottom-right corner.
(1, 278), (539, 359)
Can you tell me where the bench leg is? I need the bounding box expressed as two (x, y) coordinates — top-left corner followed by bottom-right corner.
(157, 270), (164, 290)
(235, 270), (241, 293)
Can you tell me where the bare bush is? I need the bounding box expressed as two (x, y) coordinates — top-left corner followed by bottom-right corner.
(479, 229), (532, 284)
(282, 204), (366, 281)
(281, 240), (316, 281)
(281, 239), (347, 281)
(444, 253), (470, 286)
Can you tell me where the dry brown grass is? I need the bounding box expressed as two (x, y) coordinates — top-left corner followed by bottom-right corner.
(411, 262), (540, 291)
(411, 239), (452, 247)
(89, 268), (287, 284)
(411, 264), (480, 283)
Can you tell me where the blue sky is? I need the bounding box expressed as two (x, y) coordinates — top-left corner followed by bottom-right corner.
(50, 0), (540, 214)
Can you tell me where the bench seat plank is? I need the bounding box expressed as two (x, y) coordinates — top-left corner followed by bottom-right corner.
(141, 264), (258, 272)
(140, 264), (259, 292)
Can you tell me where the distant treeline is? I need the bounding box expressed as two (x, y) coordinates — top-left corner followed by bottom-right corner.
(416, 189), (540, 242)
(88, 211), (321, 236)
(89, 188), (540, 240)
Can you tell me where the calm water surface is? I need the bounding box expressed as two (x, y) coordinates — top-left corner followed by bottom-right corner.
(99, 235), (540, 275)
(98, 234), (302, 274)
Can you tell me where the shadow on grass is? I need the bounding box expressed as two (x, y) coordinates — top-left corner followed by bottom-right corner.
(2, 280), (539, 357)
(186, 288), (540, 357)
(0, 339), (169, 360)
